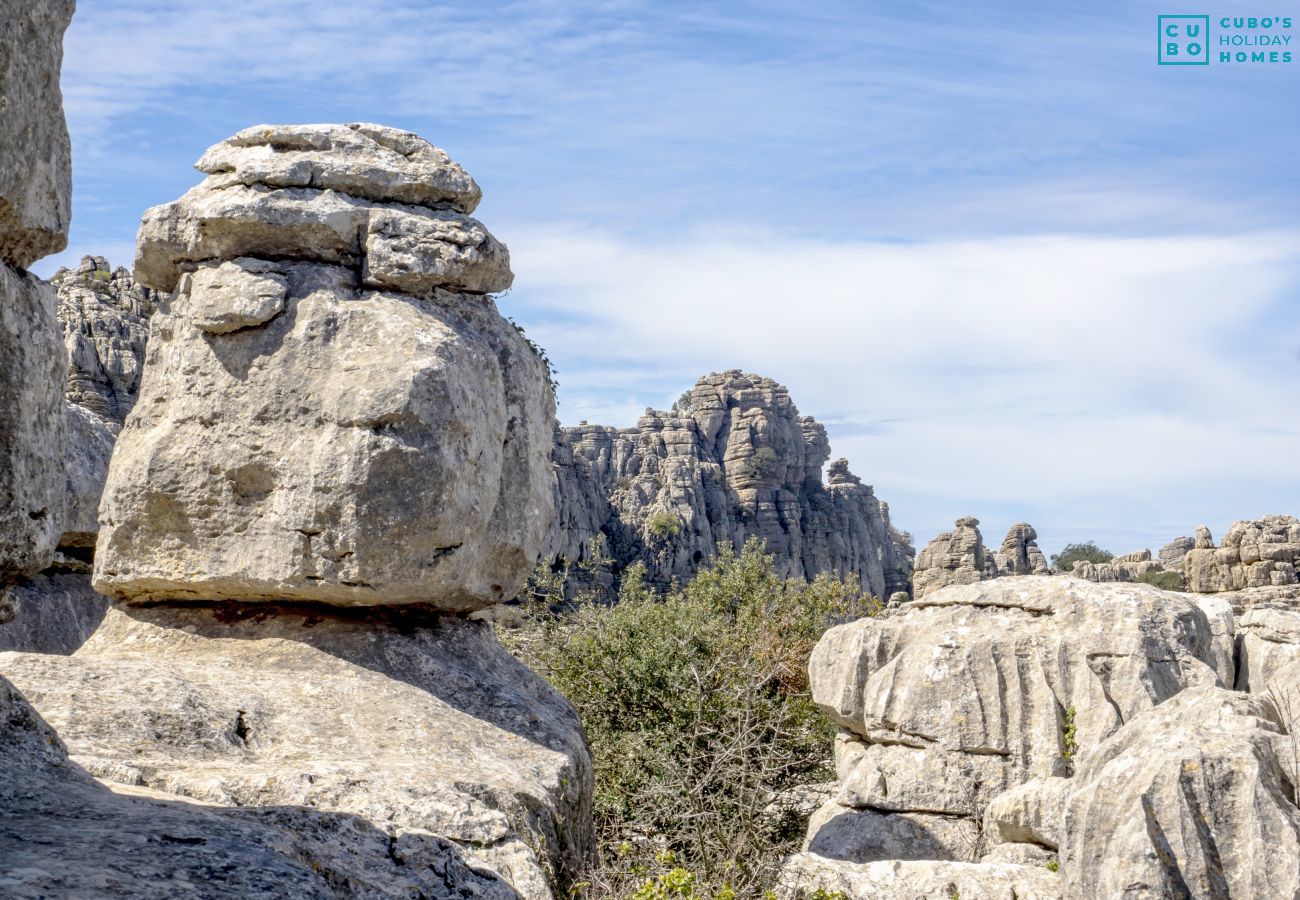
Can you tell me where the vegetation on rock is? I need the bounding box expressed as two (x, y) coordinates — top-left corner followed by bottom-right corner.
(1050, 541), (1113, 573)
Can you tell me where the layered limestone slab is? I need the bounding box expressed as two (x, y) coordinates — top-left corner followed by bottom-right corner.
(94, 259), (553, 609)
(0, 0), (74, 268)
(1, 604), (594, 897)
(776, 853), (1062, 900)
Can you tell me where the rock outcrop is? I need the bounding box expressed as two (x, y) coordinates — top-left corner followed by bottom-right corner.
(4, 124), (593, 898)
(0, 0), (72, 579)
(92, 124), (552, 611)
(1061, 687), (1300, 899)
(911, 518), (1050, 599)
(777, 852), (1062, 900)
(546, 371), (913, 599)
(1184, 516), (1300, 593)
(1235, 606), (1300, 692)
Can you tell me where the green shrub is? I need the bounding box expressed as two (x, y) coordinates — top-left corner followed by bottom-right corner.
(646, 510), (683, 540)
(1061, 706), (1078, 760)
(507, 539), (878, 898)
(745, 447), (779, 481)
(1137, 569), (1186, 591)
(1050, 541), (1113, 573)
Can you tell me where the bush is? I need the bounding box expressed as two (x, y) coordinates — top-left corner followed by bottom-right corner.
(646, 509), (683, 540)
(1050, 541), (1113, 573)
(1137, 569), (1186, 591)
(505, 539), (879, 898)
(745, 447), (779, 481)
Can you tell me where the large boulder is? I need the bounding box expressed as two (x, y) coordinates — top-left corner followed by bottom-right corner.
(1, 603), (593, 896)
(1236, 606), (1300, 692)
(95, 126), (554, 611)
(1060, 687), (1300, 899)
(0, 0), (74, 269)
(805, 577), (1222, 860)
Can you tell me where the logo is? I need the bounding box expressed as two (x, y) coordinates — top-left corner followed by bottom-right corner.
(1159, 14), (1210, 64)
(1158, 14), (1294, 65)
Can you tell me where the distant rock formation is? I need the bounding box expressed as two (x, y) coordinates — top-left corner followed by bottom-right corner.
(545, 370), (913, 600)
(3, 123), (593, 897)
(912, 518), (1048, 599)
(1184, 515), (1300, 593)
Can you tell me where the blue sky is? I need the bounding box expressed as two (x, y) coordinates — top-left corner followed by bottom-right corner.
(42, 0), (1300, 558)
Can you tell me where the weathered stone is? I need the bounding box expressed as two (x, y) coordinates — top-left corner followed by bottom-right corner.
(982, 777), (1069, 850)
(0, 572), (106, 654)
(1159, 535), (1195, 572)
(776, 853), (1063, 900)
(1061, 687), (1300, 899)
(196, 123), (482, 214)
(809, 578), (1220, 836)
(545, 371), (912, 600)
(62, 402), (115, 546)
(803, 799), (980, 863)
(0, 0), (74, 268)
(0, 265), (65, 575)
(912, 517), (987, 598)
(187, 259), (287, 333)
(94, 260), (553, 610)
(1237, 606), (1300, 692)
(135, 182), (510, 296)
(54, 255), (155, 424)
(1185, 515), (1300, 593)
(1, 604), (594, 896)
(992, 522), (1050, 576)
(0, 673), (515, 898)
(979, 843), (1056, 866)
(1187, 591), (1237, 688)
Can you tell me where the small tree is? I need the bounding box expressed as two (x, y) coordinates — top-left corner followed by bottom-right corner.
(646, 510), (683, 540)
(745, 447), (779, 482)
(1050, 541), (1113, 573)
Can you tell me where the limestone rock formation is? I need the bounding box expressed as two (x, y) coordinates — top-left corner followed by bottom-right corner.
(545, 371), (913, 599)
(1159, 534), (1196, 571)
(96, 125), (553, 611)
(0, 0), (73, 579)
(0, 672), (516, 898)
(911, 516), (988, 599)
(1235, 606), (1300, 692)
(0, 570), (106, 654)
(0, 0), (74, 269)
(1185, 515), (1300, 593)
(776, 853), (1062, 900)
(804, 577), (1221, 866)
(1061, 687), (1300, 899)
(1, 605), (592, 895)
(992, 522), (1051, 576)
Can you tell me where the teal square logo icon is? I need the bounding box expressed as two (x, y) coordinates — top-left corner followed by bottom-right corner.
(1159, 15), (1210, 64)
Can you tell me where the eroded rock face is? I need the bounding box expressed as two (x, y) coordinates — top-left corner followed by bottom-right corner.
(992, 522), (1050, 577)
(1, 605), (592, 896)
(0, 267), (65, 575)
(911, 517), (988, 599)
(1185, 515), (1300, 593)
(545, 371), (913, 599)
(1061, 688), (1300, 900)
(804, 577), (1221, 863)
(96, 126), (553, 610)
(0, 0), (74, 269)
(1236, 606), (1300, 692)
(0, 673), (516, 898)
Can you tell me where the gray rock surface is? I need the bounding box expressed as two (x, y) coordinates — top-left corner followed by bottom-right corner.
(98, 128), (553, 610)
(1187, 591), (1238, 688)
(992, 522), (1050, 577)
(135, 125), (508, 296)
(0, 0), (74, 269)
(776, 852), (1062, 900)
(1185, 515), (1300, 593)
(545, 371), (913, 599)
(1, 604), (593, 896)
(0, 571), (106, 653)
(0, 672), (516, 898)
(1159, 534), (1196, 572)
(1236, 606), (1300, 692)
(805, 577), (1222, 863)
(0, 266), (65, 576)
(911, 516), (989, 599)
(803, 800), (980, 863)
(1061, 687), (1300, 899)
(1069, 548), (1168, 584)
(982, 777), (1069, 851)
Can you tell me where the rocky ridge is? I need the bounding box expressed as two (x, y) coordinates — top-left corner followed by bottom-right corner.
(546, 370), (914, 600)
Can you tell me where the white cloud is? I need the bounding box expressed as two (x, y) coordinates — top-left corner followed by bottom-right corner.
(505, 224), (1300, 554)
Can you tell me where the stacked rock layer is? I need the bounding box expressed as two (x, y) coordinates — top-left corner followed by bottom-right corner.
(547, 370), (914, 600)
